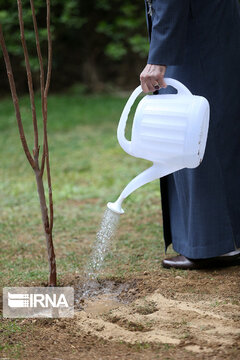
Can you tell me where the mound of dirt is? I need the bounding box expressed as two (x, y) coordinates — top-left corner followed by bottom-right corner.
(75, 289), (240, 355)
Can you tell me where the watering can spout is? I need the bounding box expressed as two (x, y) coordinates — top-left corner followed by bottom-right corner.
(107, 162), (177, 214)
(107, 198), (125, 215)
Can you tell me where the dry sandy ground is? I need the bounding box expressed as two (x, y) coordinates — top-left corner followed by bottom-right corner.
(1, 267), (240, 359)
(79, 291), (239, 351)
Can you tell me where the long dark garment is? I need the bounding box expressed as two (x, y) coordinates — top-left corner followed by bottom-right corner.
(145, 0), (240, 258)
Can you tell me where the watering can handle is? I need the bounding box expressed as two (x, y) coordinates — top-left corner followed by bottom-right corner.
(117, 78), (192, 154)
(165, 78), (192, 95)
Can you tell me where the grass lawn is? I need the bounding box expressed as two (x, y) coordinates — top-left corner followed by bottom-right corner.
(0, 90), (170, 287)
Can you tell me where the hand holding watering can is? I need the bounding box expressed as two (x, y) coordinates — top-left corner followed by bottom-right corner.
(108, 78), (210, 214)
(140, 64), (167, 93)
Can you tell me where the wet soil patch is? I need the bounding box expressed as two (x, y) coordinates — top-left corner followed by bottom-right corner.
(74, 278), (140, 311)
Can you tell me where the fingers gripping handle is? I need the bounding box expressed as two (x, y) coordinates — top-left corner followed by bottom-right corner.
(117, 85), (142, 155)
(117, 79), (192, 155)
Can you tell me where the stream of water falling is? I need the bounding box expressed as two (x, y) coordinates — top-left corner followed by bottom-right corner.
(84, 207), (120, 281)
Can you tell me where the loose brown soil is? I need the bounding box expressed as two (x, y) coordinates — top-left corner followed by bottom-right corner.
(1, 266), (240, 360)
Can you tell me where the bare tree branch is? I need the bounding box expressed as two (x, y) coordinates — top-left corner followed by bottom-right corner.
(45, 0), (52, 97)
(17, 0), (39, 158)
(30, 0), (54, 233)
(29, 0), (46, 176)
(43, 0), (54, 231)
(0, 24), (35, 169)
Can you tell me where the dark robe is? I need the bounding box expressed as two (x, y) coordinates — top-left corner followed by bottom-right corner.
(145, 0), (240, 258)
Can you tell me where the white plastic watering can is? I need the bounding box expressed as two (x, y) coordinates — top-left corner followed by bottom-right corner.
(107, 78), (210, 214)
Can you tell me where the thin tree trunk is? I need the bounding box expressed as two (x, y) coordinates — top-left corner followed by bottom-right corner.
(35, 165), (56, 286)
